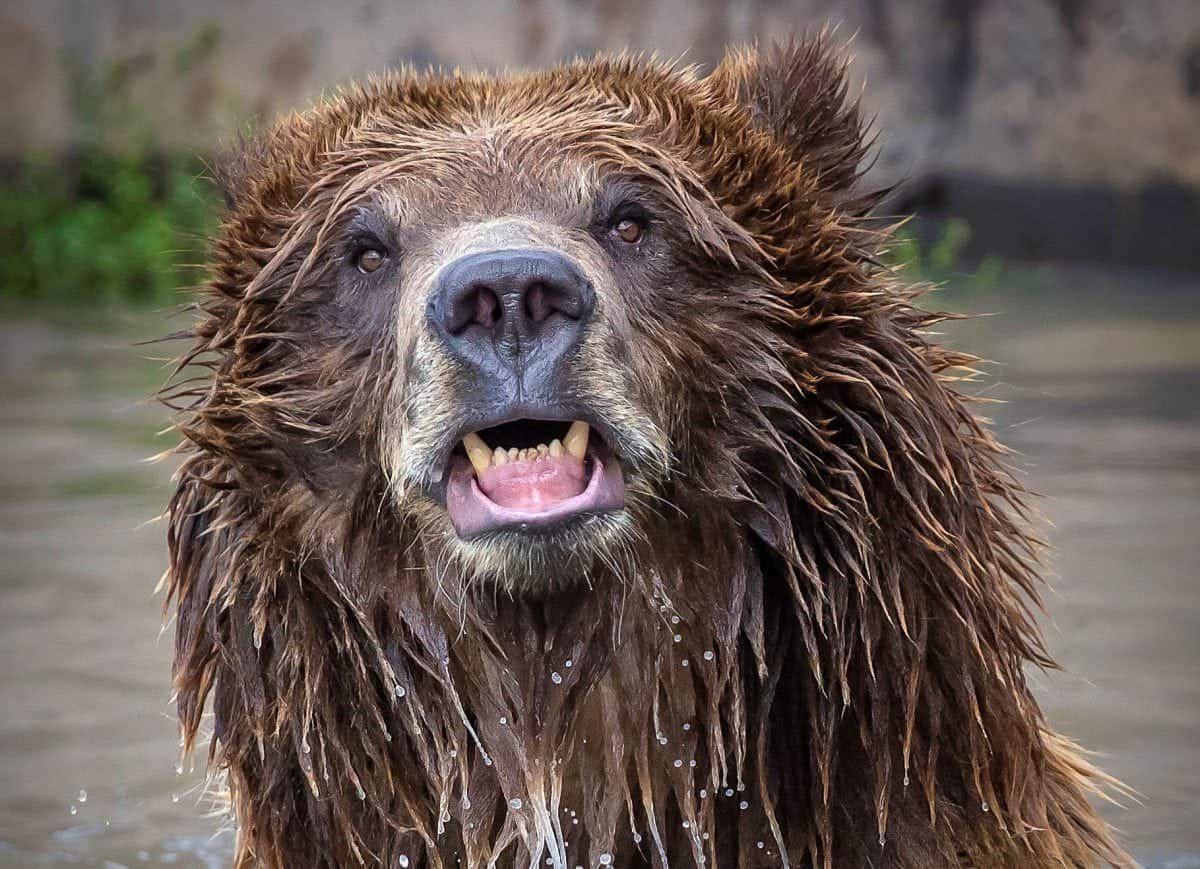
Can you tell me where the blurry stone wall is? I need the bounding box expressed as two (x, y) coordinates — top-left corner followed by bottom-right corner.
(3, 0), (1198, 266)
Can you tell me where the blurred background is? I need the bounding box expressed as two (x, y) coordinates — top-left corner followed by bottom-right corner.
(0, 1), (1196, 867)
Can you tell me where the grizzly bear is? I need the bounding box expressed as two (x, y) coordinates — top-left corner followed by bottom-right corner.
(163, 37), (1133, 868)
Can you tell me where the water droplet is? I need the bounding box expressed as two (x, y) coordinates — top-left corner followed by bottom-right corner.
(484, 757), (493, 766)
(703, 650), (714, 661)
(702, 832), (710, 841)
(509, 798), (522, 810)
(681, 659), (689, 668)
(171, 793), (180, 803)
(903, 773), (910, 787)
(395, 684), (406, 698)
(598, 854), (613, 866)
(253, 635), (262, 650)
(564, 659), (573, 668)
(673, 759), (682, 768)
(632, 832), (642, 844)
(573, 817), (578, 824)
(69, 804), (78, 816)
(738, 801), (748, 810)
(77, 789), (88, 803)
(670, 615), (680, 625)
(356, 786), (365, 800)
(673, 634), (682, 643)
(398, 857), (410, 867)
(689, 760), (697, 768)
(682, 821), (690, 829)
(175, 762), (184, 775)
(499, 716), (508, 725)
(657, 733), (668, 745)
(757, 841), (764, 849)
(450, 749), (457, 758)
(982, 801), (989, 813)
(699, 789), (708, 799)
(724, 788), (734, 797)
(301, 739), (310, 754)
(551, 671), (563, 685)
(682, 722), (691, 731)
(878, 833), (886, 847)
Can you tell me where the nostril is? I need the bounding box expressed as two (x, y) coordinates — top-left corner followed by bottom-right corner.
(472, 286), (501, 330)
(525, 283), (550, 324)
(446, 283), (502, 335)
(524, 279), (591, 325)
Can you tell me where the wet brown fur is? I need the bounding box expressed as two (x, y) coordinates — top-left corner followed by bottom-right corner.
(163, 38), (1133, 868)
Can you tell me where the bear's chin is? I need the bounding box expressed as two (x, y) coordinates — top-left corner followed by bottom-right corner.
(444, 507), (638, 595)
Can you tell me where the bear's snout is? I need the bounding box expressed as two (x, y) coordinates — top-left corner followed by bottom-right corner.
(428, 247), (595, 379)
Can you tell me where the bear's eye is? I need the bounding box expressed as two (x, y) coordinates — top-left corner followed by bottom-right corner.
(611, 217), (644, 245)
(355, 248), (387, 274)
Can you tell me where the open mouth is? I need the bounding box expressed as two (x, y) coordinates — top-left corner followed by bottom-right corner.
(445, 419), (626, 538)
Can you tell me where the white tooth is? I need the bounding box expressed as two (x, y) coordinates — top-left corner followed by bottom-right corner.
(537, 443), (549, 457)
(463, 432), (492, 476)
(508, 447), (520, 462)
(564, 421), (589, 460)
(493, 447), (508, 466)
(549, 438), (564, 457)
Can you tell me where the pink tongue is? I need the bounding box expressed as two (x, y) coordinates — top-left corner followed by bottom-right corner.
(477, 454), (587, 510)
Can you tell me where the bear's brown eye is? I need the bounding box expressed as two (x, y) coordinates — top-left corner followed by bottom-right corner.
(612, 218), (643, 244)
(356, 248), (386, 274)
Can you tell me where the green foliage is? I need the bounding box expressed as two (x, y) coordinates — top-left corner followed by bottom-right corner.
(0, 152), (220, 306)
(886, 217), (1004, 295)
(0, 23), (223, 307)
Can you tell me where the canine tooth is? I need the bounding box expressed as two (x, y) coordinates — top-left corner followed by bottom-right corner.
(549, 438), (563, 457)
(493, 447), (508, 466)
(508, 447), (520, 462)
(564, 421), (590, 460)
(463, 432), (492, 476)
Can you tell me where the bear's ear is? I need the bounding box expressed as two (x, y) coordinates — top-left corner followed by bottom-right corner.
(707, 37), (871, 195)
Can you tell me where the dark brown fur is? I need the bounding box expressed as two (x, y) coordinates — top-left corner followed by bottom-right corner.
(163, 38), (1133, 868)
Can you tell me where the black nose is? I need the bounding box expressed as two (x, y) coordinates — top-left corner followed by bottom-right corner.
(428, 249), (595, 370)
